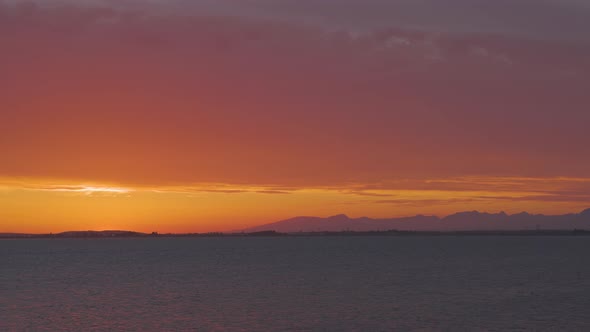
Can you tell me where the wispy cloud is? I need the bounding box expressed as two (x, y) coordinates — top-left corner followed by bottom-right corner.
(35, 185), (131, 194)
(1, 1), (589, 203)
(5, 176), (588, 205)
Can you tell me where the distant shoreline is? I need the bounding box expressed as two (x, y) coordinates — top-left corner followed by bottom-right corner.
(2, 229), (590, 239)
(5, 208), (589, 239)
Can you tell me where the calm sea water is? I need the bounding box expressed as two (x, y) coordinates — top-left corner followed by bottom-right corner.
(2, 236), (590, 331)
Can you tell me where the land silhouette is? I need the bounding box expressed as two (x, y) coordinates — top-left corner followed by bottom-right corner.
(2, 208), (590, 238)
(242, 208), (590, 233)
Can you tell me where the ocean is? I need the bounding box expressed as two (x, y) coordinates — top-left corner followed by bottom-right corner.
(2, 236), (590, 331)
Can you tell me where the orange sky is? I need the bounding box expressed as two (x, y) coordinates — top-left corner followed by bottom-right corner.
(1, 1), (589, 233)
(2, 176), (590, 233)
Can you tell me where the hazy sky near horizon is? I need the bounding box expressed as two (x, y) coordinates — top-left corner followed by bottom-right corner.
(1, 0), (590, 232)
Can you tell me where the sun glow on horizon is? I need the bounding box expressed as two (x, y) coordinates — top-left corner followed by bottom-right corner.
(0, 176), (589, 234)
(41, 186), (132, 194)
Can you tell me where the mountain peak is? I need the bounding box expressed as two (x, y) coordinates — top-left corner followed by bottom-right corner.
(581, 208), (590, 216)
(328, 214), (350, 220)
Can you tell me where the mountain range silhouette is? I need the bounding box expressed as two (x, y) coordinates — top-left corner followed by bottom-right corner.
(242, 209), (590, 233)
(3, 209), (590, 237)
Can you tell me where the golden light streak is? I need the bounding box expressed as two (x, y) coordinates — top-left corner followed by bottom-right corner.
(1, 176), (589, 234)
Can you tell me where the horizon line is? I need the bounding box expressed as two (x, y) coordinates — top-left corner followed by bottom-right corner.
(3, 207), (589, 235)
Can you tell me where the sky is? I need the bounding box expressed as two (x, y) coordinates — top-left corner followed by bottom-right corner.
(1, 0), (590, 233)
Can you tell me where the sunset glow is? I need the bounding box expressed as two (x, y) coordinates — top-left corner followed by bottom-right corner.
(2, 176), (590, 233)
(1, 0), (589, 233)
